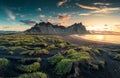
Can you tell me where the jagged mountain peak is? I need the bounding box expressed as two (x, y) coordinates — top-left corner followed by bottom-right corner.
(25, 22), (87, 34)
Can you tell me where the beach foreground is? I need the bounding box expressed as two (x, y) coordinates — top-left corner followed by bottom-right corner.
(0, 34), (120, 78)
(62, 35), (120, 78)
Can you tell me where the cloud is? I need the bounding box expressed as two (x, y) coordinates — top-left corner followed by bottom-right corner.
(93, 2), (110, 6)
(76, 3), (120, 14)
(57, 0), (68, 7)
(38, 15), (45, 18)
(20, 20), (39, 25)
(41, 19), (64, 26)
(16, 13), (32, 18)
(55, 14), (71, 21)
(16, 13), (25, 18)
(0, 25), (9, 29)
(36, 8), (42, 11)
(79, 13), (91, 16)
(5, 9), (16, 20)
(19, 15), (25, 18)
(93, 7), (120, 14)
(76, 3), (99, 10)
(41, 19), (54, 23)
(2, 26), (9, 28)
(115, 25), (120, 27)
(0, 26), (3, 29)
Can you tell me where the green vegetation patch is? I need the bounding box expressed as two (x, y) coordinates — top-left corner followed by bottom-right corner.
(49, 49), (91, 75)
(114, 54), (120, 60)
(66, 52), (90, 60)
(65, 49), (77, 54)
(0, 58), (9, 69)
(47, 44), (56, 50)
(0, 46), (8, 51)
(20, 49), (49, 56)
(93, 48), (101, 55)
(55, 59), (73, 75)
(17, 72), (47, 78)
(48, 53), (64, 65)
(17, 62), (40, 73)
(79, 46), (92, 52)
(18, 57), (41, 64)
(98, 60), (105, 68)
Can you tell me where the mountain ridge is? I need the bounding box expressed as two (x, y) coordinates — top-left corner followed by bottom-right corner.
(25, 22), (88, 35)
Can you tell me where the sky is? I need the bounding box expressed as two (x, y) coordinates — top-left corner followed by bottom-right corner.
(0, 0), (120, 32)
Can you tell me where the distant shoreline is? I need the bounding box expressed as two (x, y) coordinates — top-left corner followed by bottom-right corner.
(71, 34), (120, 44)
(61, 34), (120, 48)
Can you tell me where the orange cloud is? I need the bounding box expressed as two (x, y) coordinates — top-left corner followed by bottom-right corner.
(57, 0), (67, 7)
(55, 14), (71, 21)
(76, 3), (99, 10)
(93, 7), (120, 14)
(76, 3), (120, 14)
(38, 15), (45, 18)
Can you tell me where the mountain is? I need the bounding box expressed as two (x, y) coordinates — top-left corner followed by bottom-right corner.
(25, 22), (87, 34)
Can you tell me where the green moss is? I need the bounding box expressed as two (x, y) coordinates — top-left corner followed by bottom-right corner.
(48, 53), (64, 65)
(20, 51), (30, 55)
(114, 54), (120, 59)
(90, 63), (99, 70)
(47, 44), (56, 50)
(66, 49), (77, 54)
(67, 52), (90, 60)
(55, 39), (64, 43)
(0, 58), (9, 69)
(32, 49), (49, 55)
(9, 46), (27, 51)
(20, 49), (49, 56)
(49, 50), (91, 76)
(17, 62), (40, 73)
(0, 46), (8, 51)
(93, 49), (100, 55)
(8, 51), (14, 55)
(18, 58), (41, 64)
(40, 43), (48, 47)
(56, 43), (66, 48)
(79, 46), (92, 51)
(17, 72), (47, 78)
(98, 60), (105, 68)
(115, 54), (120, 58)
(55, 59), (72, 75)
(111, 49), (120, 52)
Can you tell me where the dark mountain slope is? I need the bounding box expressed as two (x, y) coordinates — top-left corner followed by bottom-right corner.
(25, 22), (87, 34)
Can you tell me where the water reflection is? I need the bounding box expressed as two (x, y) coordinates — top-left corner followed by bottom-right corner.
(80, 34), (120, 44)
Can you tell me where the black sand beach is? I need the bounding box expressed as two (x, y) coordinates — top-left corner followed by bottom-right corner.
(61, 35), (120, 78)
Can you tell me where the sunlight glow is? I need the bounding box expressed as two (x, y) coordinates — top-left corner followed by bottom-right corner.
(97, 35), (104, 41)
(86, 25), (112, 31)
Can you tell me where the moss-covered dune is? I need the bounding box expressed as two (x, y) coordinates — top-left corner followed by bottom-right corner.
(0, 34), (75, 77)
(0, 34), (119, 78)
